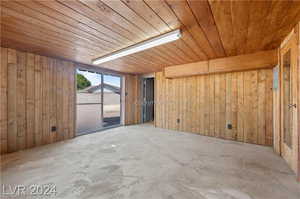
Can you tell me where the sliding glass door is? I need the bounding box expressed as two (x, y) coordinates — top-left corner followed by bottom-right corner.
(76, 69), (122, 135)
(103, 74), (121, 128)
(76, 70), (103, 135)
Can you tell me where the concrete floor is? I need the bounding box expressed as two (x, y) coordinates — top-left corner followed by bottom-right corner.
(1, 124), (299, 199)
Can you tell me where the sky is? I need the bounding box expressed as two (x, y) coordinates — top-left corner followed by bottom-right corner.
(77, 69), (121, 87)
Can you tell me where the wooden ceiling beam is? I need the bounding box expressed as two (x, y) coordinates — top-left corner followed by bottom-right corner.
(165, 49), (278, 78)
(145, 0), (208, 60)
(2, 2), (116, 52)
(1, 22), (100, 55)
(2, 0), (300, 74)
(101, 0), (158, 36)
(230, 0), (250, 55)
(208, 0), (235, 56)
(1, 30), (94, 58)
(120, 0), (197, 63)
(210, 49), (277, 73)
(187, 0), (225, 57)
(164, 60), (209, 78)
(260, 1), (290, 51)
(246, 1), (274, 53)
(100, 0), (192, 65)
(78, 0), (148, 38)
(165, 0), (216, 59)
(12, 1), (122, 48)
(56, 0), (138, 43)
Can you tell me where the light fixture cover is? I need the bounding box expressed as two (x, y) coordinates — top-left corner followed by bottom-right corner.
(92, 29), (181, 65)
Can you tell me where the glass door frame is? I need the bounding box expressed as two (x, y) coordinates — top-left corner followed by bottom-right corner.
(75, 65), (123, 136)
(280, 30), (298, 174)
(102, 73), (123, 129)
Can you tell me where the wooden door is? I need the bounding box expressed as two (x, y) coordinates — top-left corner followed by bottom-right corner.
(280, 31), (298, 174)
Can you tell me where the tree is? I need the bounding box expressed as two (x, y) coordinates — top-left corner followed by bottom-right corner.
(77, 74), (91, 90)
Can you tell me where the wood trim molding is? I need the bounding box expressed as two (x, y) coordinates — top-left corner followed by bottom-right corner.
(70, 63), (127, 76)
(280, 28), (295, 48)
(297, 22), (300, 182)
(164, 50), (278, 78)
(210, 50), (277, 73)
(164, 61), (209, 78)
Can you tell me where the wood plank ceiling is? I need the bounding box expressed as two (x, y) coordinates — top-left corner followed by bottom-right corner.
(1, 0), (300, 74)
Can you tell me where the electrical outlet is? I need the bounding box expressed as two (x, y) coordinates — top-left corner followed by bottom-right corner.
(227, 124), (232, 130)
(51, 126), (57, 132)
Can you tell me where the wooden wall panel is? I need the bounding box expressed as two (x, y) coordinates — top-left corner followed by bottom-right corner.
(244, 71), (258, 144)
(62, 61), (69, 141)
(0, 47), (75, 154)
(49, 59), (56, 143)
(16, 51), (26, 150)
(34, 55), (42, 146)
(155, 69), (273, 146)
(273, 65), (281, 154)
(1, 48), (8, 153)
(165, 50), (277, 78)
(265, 70), (274, 146)
(237, 72), (244, 142)
(41, 56), (49, 145)
(7, 48), (18, 152)
(68, 63), (75, 139)
(26, 53), (35, 148)
(298, 22), (300, 182)
(56, 60), (63, 142)
(124, 74), (141, 125)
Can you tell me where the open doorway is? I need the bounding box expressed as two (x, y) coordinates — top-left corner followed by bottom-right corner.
(76, 69), (122, 136)
(142, 77), (154, 123)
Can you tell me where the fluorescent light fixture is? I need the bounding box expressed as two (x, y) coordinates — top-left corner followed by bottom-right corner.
(92, 29), (181, 65)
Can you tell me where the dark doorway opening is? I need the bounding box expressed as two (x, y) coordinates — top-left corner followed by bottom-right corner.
(142, 78), (154, 123)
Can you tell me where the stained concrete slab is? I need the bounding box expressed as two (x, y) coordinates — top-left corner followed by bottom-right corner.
(1, 124), (299, 199)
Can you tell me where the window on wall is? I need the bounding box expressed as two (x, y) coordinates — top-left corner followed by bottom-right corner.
(283, 50), (292, 148)
(76, 69), (122, 136)
(76, 70), (103, 135)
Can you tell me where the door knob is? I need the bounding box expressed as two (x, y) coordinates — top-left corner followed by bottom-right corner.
(288, 104), (297, 108)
